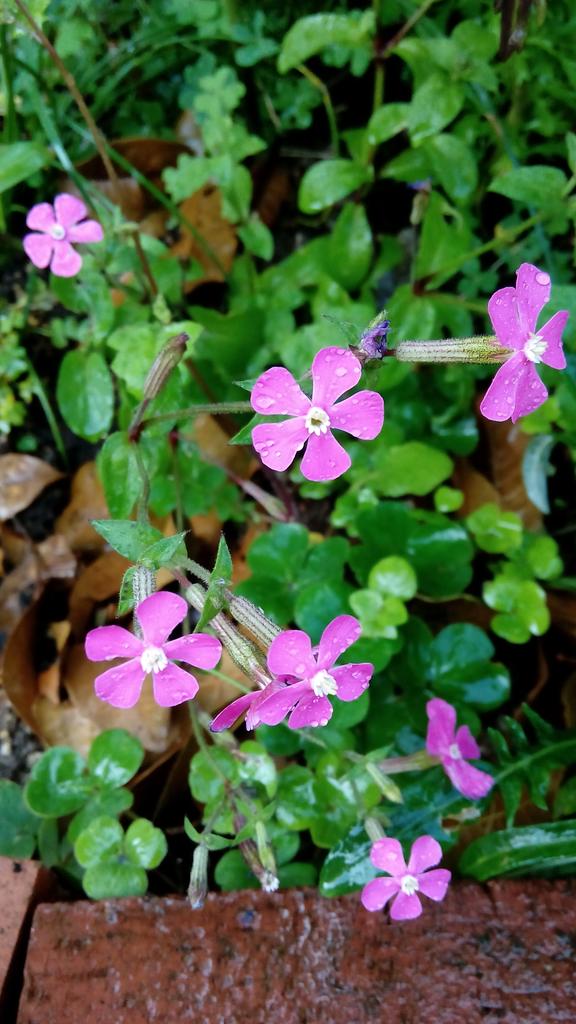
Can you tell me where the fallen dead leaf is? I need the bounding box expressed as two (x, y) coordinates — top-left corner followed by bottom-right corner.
(0, 454), (63, 521)
(55, 462), (108, 554)
(482, 419), (542, 529)
(171, 185), (237, 291)
(0, 535), (75, 656)
(452, 459), (500, 517)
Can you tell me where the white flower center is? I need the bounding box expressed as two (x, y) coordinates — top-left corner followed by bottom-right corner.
(305, 406), (331, 436)
(523, 333), (547, 363)
(49, 224), (66, 240)
(448, 743), (462, 760)
(400, 874), (420, 896)
(309, 669), (338, 697)
(140, 645), (168, 674)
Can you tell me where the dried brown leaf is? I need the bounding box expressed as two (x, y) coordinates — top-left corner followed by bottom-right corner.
(0, 455), (63, 521)
(55, 462), (108, 554)
(0, 535), (75, 656)
(482, 419), (542, 528)
(452, 459), (500, 517)
(171, 186), (237, 290)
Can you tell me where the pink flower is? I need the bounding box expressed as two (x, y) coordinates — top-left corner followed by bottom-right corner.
(23, 193), (103, 277)
(210, 680), (287, 733)
(480, 263), (569, 423)
(425, 697), (494, 799)
(255, 615), (373, 729)
(250, 347), (384, 482)
(361, 836), (451, 920)
(85, 592), (222, 709)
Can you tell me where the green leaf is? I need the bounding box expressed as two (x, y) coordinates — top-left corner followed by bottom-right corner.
(319, 821), (374, 896)
(25, 747), (90, 817)
(88, 729), (144, 789)
(459, 821), (576, 880)
(367, 103), (409, 145)
(66, 789), (134, 844)
(238, 215), (274, 260)
(368, 556), (418, 599)
(255, 723), (302, 756)
(56, 350), (114, 440)
(82, 862), (148, 899)
(74, 816), (124, 867)
(196, 534), (233, 631)
(375, 442), (453, 497)
(124, 819), (167, 868)
(184, 818), (232, 851)
(276, 766), (317, 830)
(215, 849), (259, 890)
(189, 748), (239, 803)
(429, 623), (509, 710)
(246, 523), (309, 581)
(434, 486), (464, 513)
(91, 519), (163, 561)
(425, 134), (478, 202)
(489, 166), (567, 208)
(408, 73), (464, 143)
(140, 532), (188, 569)
(327, 204), (373, 290)
(0, 141), (51, 192)
(467, 503), (523, 554)
(298, 160), (372, 214)
(237, 741), (278, 798)
(0, 780), (40, 858)
(277, 11), (375, 73)
(97, 433), (141, 519)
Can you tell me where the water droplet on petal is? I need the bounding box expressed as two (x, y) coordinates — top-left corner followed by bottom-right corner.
(257, 396), (275, 410)
(335, 366), (347, 377)
(536, 272), (550, 286)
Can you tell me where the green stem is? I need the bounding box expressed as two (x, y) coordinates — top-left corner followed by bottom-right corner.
(427, 214), (541, 285)
(297, 64), (339, 155)
(140, 401), (252, 429)
(394, 335), (508, 364)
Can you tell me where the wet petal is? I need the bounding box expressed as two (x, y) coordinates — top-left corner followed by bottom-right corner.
(515, 263), (551, 335)
(153, 662), (199, 706)
(510, 361), (548, 423)
(390, 892), (422, 920)
(267, 629), (316, 679)
(407, 835), (442, 874)
(444, 758), (494, 799)
(85, 625), (144, 662)
(54, 193), (87, 227)
(210, 692), (256, 732)
(94, 659), (145, 709)
(317, 615), (362, 670)
(288, 692), (333, 728)
(251, 367), (310, 417)
(425, 698), (456, 758)
(251, 417), (307, 473)
(329, 390), (384, 440)
(135, 592), (188, 646)
(67, 219), (104, 244)
(361, 876), (399, 912)
(479, 354), (526, 422)
(300, 429), (350, 482)
(417, 868), (451, 902)
(488, 286), (523, 349)
(539, 310), (569, 370)
(26, 202), (56, 233)
(163, 634), (222, 670)
(311, 347), (361, 408)
(257, 682), (309, 725)
(455, 724), (480, 760)
(50, 240), (82, 277)
(331, 663), (373, 701)
(370, 837), (407, 876)
(23, 233), (53, 269)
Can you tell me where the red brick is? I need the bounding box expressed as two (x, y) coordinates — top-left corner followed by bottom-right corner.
(0, 858), (54, 1022)
(17, 880), (576, 1024)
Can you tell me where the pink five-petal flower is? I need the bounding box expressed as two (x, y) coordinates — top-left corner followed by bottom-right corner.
(85, 591), (222, 709)
(23, 193), (103, 278)
(254, 615), (373, 729)
(210, 680), (289, 733)
(250, 347), (384, 482)
(425, 697), (494, 799)
(480, 263), (569, 423)
(361, 835), (451, 921)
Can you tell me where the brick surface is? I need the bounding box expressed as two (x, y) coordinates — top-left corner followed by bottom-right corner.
(0, 859), (54, 1021)
(16, 880), (576, 1024)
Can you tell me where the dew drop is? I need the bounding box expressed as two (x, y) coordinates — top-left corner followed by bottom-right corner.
(257, 396), (275, 410)
(536, 271), (550, 286)
(335, 366), (348, 377)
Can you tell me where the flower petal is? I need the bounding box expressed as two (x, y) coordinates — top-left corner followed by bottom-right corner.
(311, 347), (361, 408)
(540, 310), (569, 370)
(94, 660), (145, 709)
(515, 263), (551, 335)
(455, 724), (481, 760)
(85, 625), (144, 662)
(54, 193), (87, 227)
(135, 592), (188, 646)
(300, 429), (351, 482)
(479, 354), (528, 423)
(329, 391), (384, 440)
(26, 202), (56, 232)
(267, 629), (316, 679)
(488, 287), (523, 349)
(256, 682), (309, 725)
(251, 366), (310, 417)
(50, 240), (82, 277)
(331, 663), (373, 701)
(370, 837), (407, 876)
(317, 614), (363, 670)
(417, 868), (451, 902)
(361, 876), (399, 912)
(67, 219), (104, 244)
(23, 233), (53, 269)
(288, 692), (333, 728)
(163, 634), (222, 670)
(444, 758), (494, 799)
(152, 662), (199, 706)
(510, 361), (548, 423)
(390, 892), (422, 920)
(407, 835), (442, 874)
(251, 417), (307, 472)
(425, 698), (456, 758)
(210, 692), (257, 732)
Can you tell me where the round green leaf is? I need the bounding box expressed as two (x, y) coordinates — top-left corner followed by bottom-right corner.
(298, 160), (372, 214)
(66, 789), (134, 845)
(237, 741), (278, 798)
(96, 433), (141, 519)
(82, 862), (148, 899)
(215, 849), (259, 890)
(0, 780), (40, 858)
(375, 442), (454, 497)
(56, 350), (114, 440)
(74, 816), (124, 868)
(189, 748), (240, 803)
(25, 747), (90, 817)
(368, 556), (417, 599)
(468, 503), (523, 554)
(124, 818), (167, 869)
(88, 729), (144, 789)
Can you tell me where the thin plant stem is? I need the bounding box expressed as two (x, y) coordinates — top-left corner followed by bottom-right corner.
(140, 401), (252, 429)
(297, 64), (339, 155)
(426, 214), (541, 285)
(381, 0), (440, 57)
